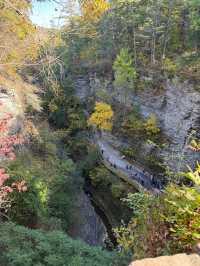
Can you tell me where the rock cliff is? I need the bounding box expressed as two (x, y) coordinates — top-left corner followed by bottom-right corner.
(75, 76), (200, 171)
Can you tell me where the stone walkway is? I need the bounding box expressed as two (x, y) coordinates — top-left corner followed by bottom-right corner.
(97, 138), (161, 193)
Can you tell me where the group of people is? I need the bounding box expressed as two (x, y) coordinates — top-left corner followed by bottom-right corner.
(101, 148), (162, 190)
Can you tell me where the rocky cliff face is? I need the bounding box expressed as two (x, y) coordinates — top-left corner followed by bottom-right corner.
(0, 73), (41, 137)
(132, 78), (200, 171)
(75, 76), (200, 172)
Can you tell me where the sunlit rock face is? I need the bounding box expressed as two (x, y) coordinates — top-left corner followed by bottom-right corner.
(0, 86), (24, 135)
(129, 253), (200, 266)
(75, 76), (200, 172)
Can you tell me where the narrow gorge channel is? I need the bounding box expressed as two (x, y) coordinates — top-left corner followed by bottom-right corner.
(68, 181), (116, 248)
(84, 179), (118, 248)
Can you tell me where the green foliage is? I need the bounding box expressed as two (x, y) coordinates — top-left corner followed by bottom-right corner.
(89, 166), (112, 187)
(80, 145), (100, 176)
(113, 48), (137, 90)
(121, 108), (160, 141)
(43, 78), (86, 131)
(122, 192), (154, 216)
(48, 171), (76, 231)
(7, 155), (47, 226)
(115, 192), (161, 258)
(115, 163), (200, 259)
(163, 184), (200, 251)
(111, 183), (126, 199)
(121, 147), (137, 160)
(188, 0), (200, 49)
(144, 114), (160, 137)
(0, 222), (119, 266)
(162, 58), (178, 76)
(58, 0), (200, 82)
(121, 109), (144, 138)
(6, 126), (79, 231)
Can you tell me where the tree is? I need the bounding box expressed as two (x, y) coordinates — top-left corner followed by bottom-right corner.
(88, 102), (113, 131)
(144, 114), (160, 136)
(81, 0), (110, 23)
(113, 48), (137, 106)
(188, 0), (200, 51)
(0, 0), (38, 69)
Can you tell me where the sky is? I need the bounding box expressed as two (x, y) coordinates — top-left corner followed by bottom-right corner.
(30, 0), (66, 28)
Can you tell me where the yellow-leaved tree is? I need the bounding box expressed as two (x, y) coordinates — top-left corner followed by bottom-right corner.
(144, 114), (160, 136)
(0, 0), (39, 71)
(81, 0), (110, 23)
(88, 102), (113, 131)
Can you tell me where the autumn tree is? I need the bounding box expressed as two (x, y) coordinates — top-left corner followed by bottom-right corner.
(0, 113), (26, 218)
(0, 0), (38, 70)
(144, 114), (160, 137)
(81, 0), (110, 23)
(88, 102), (113, 132)
(188, 139), (200, 152)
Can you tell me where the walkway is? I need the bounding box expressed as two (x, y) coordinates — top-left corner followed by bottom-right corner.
(96, 138), (161, 193)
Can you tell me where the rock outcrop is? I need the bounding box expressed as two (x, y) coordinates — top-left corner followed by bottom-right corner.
(134, 78), (200, 171)
(129, 253), (200, 266)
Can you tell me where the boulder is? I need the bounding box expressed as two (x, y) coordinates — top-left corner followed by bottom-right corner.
(129, 253), (200, 266)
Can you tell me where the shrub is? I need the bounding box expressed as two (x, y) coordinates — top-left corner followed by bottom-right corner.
(121, 148), (137, 160)
(144, 114), (160, 137)
(121, 108), (144, 138)
(162, 58), (177, 76)
(89, 166), (112, 187)
(115, 163), (200, 259)
(7, 149), (77, 230)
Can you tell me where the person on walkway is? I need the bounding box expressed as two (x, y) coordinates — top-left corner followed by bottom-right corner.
(101, 149), (104, 155)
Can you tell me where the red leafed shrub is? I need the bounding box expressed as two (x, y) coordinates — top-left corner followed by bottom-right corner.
(0, 112), (26, 217)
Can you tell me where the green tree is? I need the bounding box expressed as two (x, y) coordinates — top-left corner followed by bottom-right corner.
(0, 222), (122, 266)
(113, 48), (137, 106)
